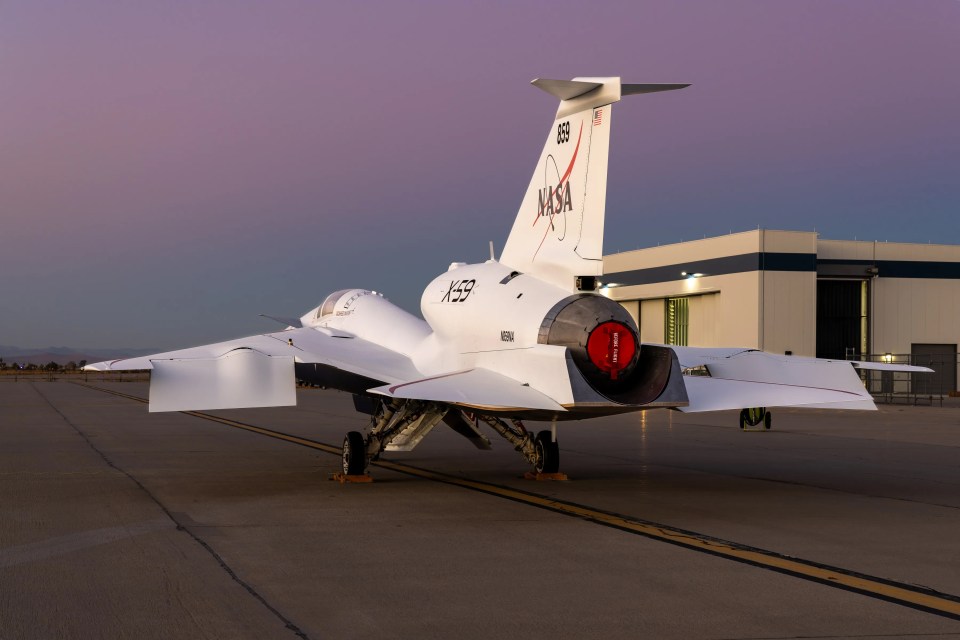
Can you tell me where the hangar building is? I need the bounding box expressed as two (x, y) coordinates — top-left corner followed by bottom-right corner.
(601, 229), (960, 395)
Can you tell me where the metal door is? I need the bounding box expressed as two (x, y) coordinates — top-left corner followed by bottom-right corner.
(911, 343), (957, 395)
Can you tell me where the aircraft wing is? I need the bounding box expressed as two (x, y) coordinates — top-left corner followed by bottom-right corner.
(369, 368), (566, 412)
(84, 329), (568, 414)
(654, 345), (932, 413)
(680, 376), (876, 412)
(84, 327), (425, 412)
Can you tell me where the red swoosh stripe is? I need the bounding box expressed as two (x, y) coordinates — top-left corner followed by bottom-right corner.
(532, 122), (583, 227)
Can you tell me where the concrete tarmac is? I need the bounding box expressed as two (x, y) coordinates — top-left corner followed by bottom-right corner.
(1, 379), (959, 639)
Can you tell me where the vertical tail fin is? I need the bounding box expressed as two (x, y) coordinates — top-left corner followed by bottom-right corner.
(499, 77), (689, 291)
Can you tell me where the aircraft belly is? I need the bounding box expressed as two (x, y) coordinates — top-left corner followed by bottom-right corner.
(294, 362), (387, 395)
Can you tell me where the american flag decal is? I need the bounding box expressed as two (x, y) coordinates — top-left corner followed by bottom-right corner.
(593, 108), (603, 126)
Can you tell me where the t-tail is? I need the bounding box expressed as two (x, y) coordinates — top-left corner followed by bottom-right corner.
(499, 77), (689, 291)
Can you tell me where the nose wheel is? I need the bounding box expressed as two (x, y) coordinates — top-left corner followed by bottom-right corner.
(739, 407), (772, 431)
(475, 416), (565, 478)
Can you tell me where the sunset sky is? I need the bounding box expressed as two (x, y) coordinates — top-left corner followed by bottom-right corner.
(2, 1), (958, 350)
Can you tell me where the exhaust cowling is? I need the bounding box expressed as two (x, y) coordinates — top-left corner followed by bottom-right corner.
(538, 294), (642, 396)
(537, 294), (683, 408)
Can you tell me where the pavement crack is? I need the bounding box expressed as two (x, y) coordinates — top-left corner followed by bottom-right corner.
(30, 383), (312, 640)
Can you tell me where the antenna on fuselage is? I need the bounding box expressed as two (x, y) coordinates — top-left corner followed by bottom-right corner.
(489, 240), (496, 261)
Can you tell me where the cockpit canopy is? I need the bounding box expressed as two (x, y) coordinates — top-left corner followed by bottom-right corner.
(317, 289), (356, 319)
(301, 289), (382, 327)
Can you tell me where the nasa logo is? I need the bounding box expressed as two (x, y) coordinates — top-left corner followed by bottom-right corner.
(537, 183), (574, 218)
(532, 122), (582, 247)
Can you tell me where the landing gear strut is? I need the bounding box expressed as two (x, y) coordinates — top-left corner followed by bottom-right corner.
(739, 407), (772, 430)
(476, 415), (562, 475)
(338, 400), (564, 478)
(339, 399), (448, 477)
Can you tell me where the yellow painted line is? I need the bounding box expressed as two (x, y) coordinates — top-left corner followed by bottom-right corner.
(76, 383), (342, 454)
(76, 382), (960, 621)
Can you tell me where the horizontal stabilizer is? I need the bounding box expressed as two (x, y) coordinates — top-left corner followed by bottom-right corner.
(149, 349), (295, 412)
(622, 83), (691, 96)
(370, 368), (566, 412)
(531, 78), (603, 100)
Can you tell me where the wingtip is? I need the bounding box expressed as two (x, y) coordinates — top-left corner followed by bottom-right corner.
(83, 358), (129, 372)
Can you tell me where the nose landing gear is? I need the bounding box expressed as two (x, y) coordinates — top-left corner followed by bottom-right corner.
(739, 407), (772, 431)
(475, 415), (566, 479)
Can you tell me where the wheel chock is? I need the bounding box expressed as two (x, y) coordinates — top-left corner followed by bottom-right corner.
(523, 471), (569, 481)
(330, 473), (374, 483)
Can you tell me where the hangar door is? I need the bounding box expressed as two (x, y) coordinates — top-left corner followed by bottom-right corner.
(816, 280), (868, 360)
(911, 343), (957, 394)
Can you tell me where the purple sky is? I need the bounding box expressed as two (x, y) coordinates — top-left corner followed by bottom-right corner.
(2, 1), (958, 350)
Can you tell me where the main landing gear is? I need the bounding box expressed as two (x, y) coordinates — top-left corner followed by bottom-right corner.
(338, 398), (565, 479)
(739, 407), (772, 431)
(341, 431), (366, 475)
(339, 399), (447, 478)
(476, 415), (562, 476)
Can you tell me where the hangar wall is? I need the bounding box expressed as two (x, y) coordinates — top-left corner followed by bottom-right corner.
(602, 230), (960, 393)
(602, 230), (816, 355)
(819, 239), (960, 383)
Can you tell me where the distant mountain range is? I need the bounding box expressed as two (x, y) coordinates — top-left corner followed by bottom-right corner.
(0, 345), (160, 366)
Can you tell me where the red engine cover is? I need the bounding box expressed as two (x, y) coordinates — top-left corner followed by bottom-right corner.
(586, 321), (637, 380)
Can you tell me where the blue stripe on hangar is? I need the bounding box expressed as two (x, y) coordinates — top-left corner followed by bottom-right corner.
(605, 253), (960, 286)
(817, 259), (960, 279)
(604, 252), (815, 286)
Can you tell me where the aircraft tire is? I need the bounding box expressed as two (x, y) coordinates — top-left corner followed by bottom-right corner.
(744, 407), (766, 428)
(534, 430), (560, 474)
(739, 409), (747, 430)
(764, 410), (772, 430)
(342, 431), (366, 475)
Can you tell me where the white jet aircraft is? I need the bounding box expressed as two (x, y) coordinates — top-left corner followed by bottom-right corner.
(87, 77), (930, 476)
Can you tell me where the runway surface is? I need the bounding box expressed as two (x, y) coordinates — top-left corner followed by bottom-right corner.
(1, 380), (959, 639)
